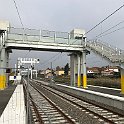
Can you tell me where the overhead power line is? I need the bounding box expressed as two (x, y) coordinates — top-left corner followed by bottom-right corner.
(52, 53), (64, 62)
(40, 52), (62, 66)
(85, 3), (124, 35)
(97, 26), (124, 38)
(12, 0), (24, 28)
(95, 19), (124, 38)
(40, 52), (66, 68)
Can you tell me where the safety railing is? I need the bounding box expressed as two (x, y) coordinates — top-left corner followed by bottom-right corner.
(6, 27), (83, 45)
(86, 39), (124, 63)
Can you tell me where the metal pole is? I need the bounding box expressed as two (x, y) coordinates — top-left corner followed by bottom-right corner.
(39, 29), (42, 41)
(27, 68), (29, 124)
(31, 58), (32, 79)
(31, 69), (32, 79)
(51, 62), (53, 82)
(54, 32), (56, 42)
(15, 64), (16, 75)
(36, 70), (37, 79)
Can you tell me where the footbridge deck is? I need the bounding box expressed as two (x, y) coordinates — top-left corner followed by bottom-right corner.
(4, 27), (85, 52)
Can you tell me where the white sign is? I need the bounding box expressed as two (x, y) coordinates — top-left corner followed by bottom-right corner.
(9, 76), (21, 81)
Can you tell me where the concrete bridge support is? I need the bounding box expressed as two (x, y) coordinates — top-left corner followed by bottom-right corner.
(0, 32), (9, 89)
(77, 54), (81, 87)
(82, 51), (87, 88)
(0, 47), (6, 89)
(70, 53), (77, 86)
(70, 51), (88, 88)
(5, 51), (9, 67)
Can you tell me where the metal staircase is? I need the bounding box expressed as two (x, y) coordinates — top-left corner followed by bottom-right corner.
(86, 39), (124, 63)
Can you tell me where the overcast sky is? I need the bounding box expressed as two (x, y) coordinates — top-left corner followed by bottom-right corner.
(0, 0), (124, 69)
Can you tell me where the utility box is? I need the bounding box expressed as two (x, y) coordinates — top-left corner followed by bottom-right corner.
(0, 20), (10, 31)
(70, 29), (85, 39)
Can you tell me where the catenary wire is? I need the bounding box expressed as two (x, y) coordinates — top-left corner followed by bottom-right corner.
(96, 26), (124, 39)
(85, 3), (124, 35)
(95, 19), (124, 38)
(40, 52), (62, 66)
(40, 53), (66, 68)
(12, 0), (24, 28)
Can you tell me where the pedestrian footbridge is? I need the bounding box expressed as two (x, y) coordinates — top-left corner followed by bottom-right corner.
(1, 27), (124, 63)
(5, 27), (85, 52)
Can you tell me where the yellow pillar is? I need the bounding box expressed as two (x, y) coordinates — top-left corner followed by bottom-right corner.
(83, 74), (87, 88)
(121, 69), (124, 94)
(0, 75), (6, 89)
(78, 75), (81, 87)
(0, 46), (6, 90)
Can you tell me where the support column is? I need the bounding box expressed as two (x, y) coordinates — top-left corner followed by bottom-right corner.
(0, 35), (2, 68)
(5, 51), (9, 67)
(36, 70), (37, 79)
(0, 47), (6, 89)
(82, 51), (87, 88)
(121, 68), (124, 94)
(77, 54), (81, 87)
(31, 58), (33, 79)
(31, 69), (32, 79)
(70, 53), (76, 86)
(5, 51), (9, 87)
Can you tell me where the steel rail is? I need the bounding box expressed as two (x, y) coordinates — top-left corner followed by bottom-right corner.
(29, 94), (44, 124)
(30, 82), (76, 124)
(33, 80), (124, 124)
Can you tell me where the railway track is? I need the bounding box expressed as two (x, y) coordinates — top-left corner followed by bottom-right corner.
(29, 83), (77, 124)
(30, 79), (124, 124)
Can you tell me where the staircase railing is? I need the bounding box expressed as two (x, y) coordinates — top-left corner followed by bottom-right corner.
(86, 39), (124, 63)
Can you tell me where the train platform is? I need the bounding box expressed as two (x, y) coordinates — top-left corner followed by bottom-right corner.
(87, 85), (124, 97)
(50, 82), (124, 115)
(0, 85), (16, 116)
(0, 84), (26, 124)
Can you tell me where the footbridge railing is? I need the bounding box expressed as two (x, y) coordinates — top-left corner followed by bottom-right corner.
(86, 40), (124, 63)
(6, 27), (84, 46)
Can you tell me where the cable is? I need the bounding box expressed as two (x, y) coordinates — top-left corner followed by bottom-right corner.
(24, 50), (31, 58)
(95, 19), (124, 38)
(96, 26), (124, 38)
(40, 52), (61, 66)
(69, 19), (124, 45)
(85, 3), (124, 35)
(12, 0), (24, 28)
(52, 52), (63, 62)
(40, 53), (65, 68)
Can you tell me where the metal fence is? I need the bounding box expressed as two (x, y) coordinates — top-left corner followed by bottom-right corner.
(6, 27), (83, 45)
(86, 39), (124, 63)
